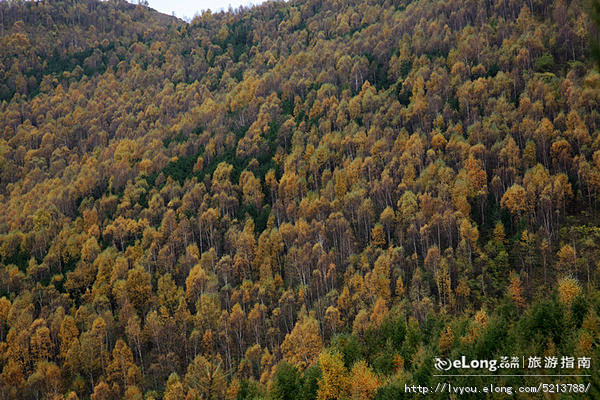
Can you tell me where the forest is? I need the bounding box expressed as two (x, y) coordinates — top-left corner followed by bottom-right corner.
(0, 0), (599, 398)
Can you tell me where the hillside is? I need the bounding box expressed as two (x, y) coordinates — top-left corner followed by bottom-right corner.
(0, 0), (599, 398)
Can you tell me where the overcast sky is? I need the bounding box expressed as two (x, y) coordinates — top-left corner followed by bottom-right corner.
(146, 0), (265, 20)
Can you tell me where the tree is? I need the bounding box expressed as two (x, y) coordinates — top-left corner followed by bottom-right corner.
(371, 224), (386, 248)
(324, 306), (342, 338)
(30, 361), (62, 399)
(369, 297), (388, 329)
(126, 267), (152, 313)
(229, 303), (246, 360)
(125, 315), (144, 377)
(164, 373), (185, 400)
(556, 244), (577, 276)
(353, 309), (370, 337)
(1, 358), (26, 395)
(272, 362), (301, 400)
(186, 263), (216, 304)
(438, 325), (454, 355)
(588, 0), (600, 67)
(501, 184), (527, 221)
(240, 170), (264, 209)
(90, 381), (111, 400)
(317, 351), (350, 400)
(365, 252), (391, 303)
(507, 272), (525, 310)
(185, 355), (226, 400)
(0, 297), (10, 340)
(465, 154), (488, 222)
(350, 360), (380, 400)
(557, 276), (581, 306)
(281, 315), (322, 369)
(106, 339), (139, 394)
(379, 207), (395, 244)
(30, 319), (53, 365)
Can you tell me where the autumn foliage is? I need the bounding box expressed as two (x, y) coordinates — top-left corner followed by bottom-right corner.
(0, 0), (599, 399)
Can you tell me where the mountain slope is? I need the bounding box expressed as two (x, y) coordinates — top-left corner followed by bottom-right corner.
(0, 0), (599, 399)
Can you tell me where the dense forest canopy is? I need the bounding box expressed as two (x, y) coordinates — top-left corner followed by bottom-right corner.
(0, 0), (599, 398)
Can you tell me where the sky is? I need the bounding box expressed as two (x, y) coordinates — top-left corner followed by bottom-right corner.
(145, 0), (266, 20)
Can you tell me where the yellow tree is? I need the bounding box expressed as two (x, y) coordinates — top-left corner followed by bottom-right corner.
(126, 267), (152, 313)
(557, 276), (581, 306)
(501, 184), (527, 223)
(281, 315), (322, 369)
(369, 297), (388, 329)
(353, 309), (370, 337)
(240, 170), (264, 209)
(229, 303), (246, 359)
(186, 263), (215, 305)
(185, 355), (227, 400)
(507, 272), (525, 310)
(556, 244), (577, 276)
(465, 154), (488, 222)
(365, 252), (391, 303)
(164, 373), (185, 400)
(317, 351), (350, 400)
(106, 339), (139, 394)
(350, 360), (380, 400)
(324, 306), (342, 338)
(379, 206), (395, 244)
(438, 325), (454, 355)
(90, 381), (111, 400)
(29, 319), (53, 365)
(0, 297), (10, 340)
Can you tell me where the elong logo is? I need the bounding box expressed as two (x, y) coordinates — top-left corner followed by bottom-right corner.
(434, 357), (499, 372)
